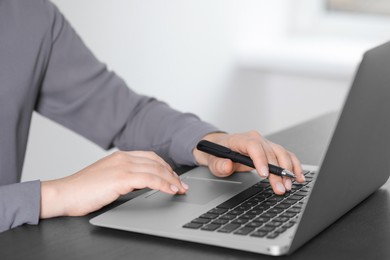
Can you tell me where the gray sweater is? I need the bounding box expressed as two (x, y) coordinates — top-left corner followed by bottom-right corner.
(0, 0), (218, 232)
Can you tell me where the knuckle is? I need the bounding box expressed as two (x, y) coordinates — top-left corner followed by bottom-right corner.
(152, 164), (165, 175)
(248, 138), (260, 149)
(247, 130), (261, 139)
(146, 151), (158, 158)
(112, 151), (128, 161)
(289, 151), (297, 159)
(150, 175), (164, 187)
(272, 143), (284, 151)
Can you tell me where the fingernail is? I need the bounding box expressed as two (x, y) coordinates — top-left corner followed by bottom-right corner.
(284, 179), (292, 191)
(221, 160), (227, 172)
(181, 181), (189, 190)
(260, 166), (269, 177)
(170, 185), (179, 193)
(276, 182), (286, 193)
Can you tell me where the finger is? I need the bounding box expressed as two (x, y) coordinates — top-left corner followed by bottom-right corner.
(123, 172), (182, 195)
(270, 143), (293, 172)
(127, 161), (188, 193)
(268, 143), (294, 191)
(237, 138), (270, 178)
(268, 174), (286, 195)
(289, 152), (305, 183)
(207, 157), (235, 177)
(256, 141), (290, 194)
(119, 152), (187, 193)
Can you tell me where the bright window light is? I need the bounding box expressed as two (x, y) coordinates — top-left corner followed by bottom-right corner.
(328, 0), (390, 16)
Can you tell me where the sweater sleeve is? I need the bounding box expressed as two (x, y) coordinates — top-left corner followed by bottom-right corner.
(0, 181), (41, 233)
(36, 1), (219, 167)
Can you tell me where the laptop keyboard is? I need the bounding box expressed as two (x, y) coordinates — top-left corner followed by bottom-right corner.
(183, 171), (315, 239)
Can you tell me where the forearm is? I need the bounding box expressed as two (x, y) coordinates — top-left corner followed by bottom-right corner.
(113, 98), (220, 167)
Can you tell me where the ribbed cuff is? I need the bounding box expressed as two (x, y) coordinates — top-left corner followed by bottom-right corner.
(0, 180), (41, 232)
(170, 116), (220, 166)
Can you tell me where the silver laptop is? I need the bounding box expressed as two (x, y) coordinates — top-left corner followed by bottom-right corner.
(90, 41), (390, 256)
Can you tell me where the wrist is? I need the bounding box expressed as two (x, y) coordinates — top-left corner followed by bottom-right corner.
(40, 180), (65, 219)
(193, 132), (228, 166)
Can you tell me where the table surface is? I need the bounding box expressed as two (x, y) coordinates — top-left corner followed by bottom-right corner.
(1, 112), (389, 260)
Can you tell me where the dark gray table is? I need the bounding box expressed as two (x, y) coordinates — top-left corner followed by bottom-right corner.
(1, 112), (389, 260)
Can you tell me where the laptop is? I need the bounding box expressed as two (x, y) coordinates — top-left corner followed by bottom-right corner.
(90, 41), (390, 256)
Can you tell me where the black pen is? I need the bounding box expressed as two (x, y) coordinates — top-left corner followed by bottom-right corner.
(196, 140), (296, 179)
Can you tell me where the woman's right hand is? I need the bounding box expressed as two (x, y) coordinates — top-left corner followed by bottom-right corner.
(40, 151), (188, 219)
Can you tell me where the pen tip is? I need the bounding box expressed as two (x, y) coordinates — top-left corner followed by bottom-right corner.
(283, 169), (296, 179)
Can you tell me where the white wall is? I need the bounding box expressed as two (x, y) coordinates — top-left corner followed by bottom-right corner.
(22, 0), (355, 181)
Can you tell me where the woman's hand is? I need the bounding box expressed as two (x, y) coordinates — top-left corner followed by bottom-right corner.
(40, 151), (188, 219)
(193, 131), (305, 195)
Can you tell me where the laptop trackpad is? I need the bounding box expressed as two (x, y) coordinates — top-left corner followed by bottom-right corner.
(146, 177), (241, 205)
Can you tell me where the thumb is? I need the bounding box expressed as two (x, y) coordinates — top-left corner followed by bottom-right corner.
(208, 157), (235, 177)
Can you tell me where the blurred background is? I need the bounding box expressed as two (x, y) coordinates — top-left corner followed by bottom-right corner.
(22, 0), (390, 181)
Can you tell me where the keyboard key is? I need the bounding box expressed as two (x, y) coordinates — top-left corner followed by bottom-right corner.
(218, 223), (240, 233)
(281, 212), (297, 218)
(266, 222), (282, 228)
(267, 196), (284, 202)
(234, 227), (255, 235)
(234, 205), (251, 211)
(217, 187), (261, 209)
(211, 219), (229, 225)
(284, 222), (295, 229)
(260, 212), (277, 218)
(242, 201), (258, 207)
(263, 201), (277, 206)
(268, 208), (283, 214)
(286, 208), (301, 214)
(267, 233), (279, 239)
(183, 222), (203, 229)
(200, 213), (218, 219)
(245, 221), (263, 228)
(248, 209), (265, 215)
(289, 195), (304, 201)
(254, 193), (271, 200)
(293, 204), (303, 209)
(240, 213), (256, 220)
(262, 189), (273, 195)
(192, 218), (211, 224)
(273, 217), (289, 222)
(207, 208), (228, 215)
(294, 191), (308, 196)
(249, 197), (265, 203)
(250, 231), (268, 238)
(305, 176), (313, 181)
(274, 203), (291, 210)
(253, 216), (270, 223)
(258, 226), (275, 233)
(274, 227), (287, 234)
(201, 223), (221, 231)
(252, 205), (270, 211)
(282, 199), (297, 205)
(253, 182), (269, 189)
(231, 218), (249, 225)
(219, 214), (236, 220)
(227, 209), (244, 215)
